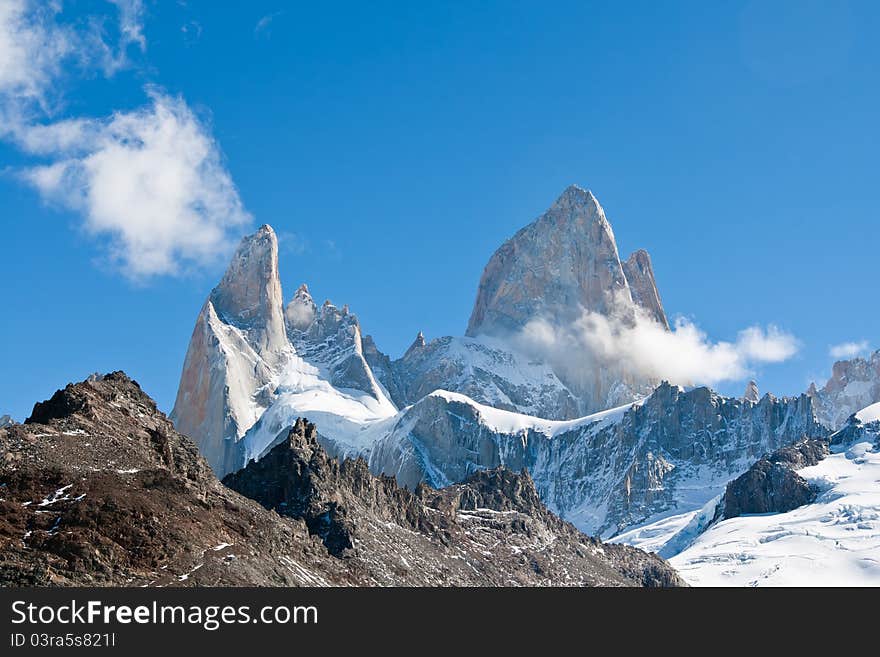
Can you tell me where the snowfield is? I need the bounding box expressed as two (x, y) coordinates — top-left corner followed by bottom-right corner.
(240, 351), (399, 463)
(669, 437), (880, 586)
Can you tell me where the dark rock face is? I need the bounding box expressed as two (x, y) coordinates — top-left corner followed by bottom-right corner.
(225, 419), (686, 587)
(368, 381), (828, 537)
(1, 372), (684, 587)
(1, 373), (356, 587)
(718, 439), (829, 520)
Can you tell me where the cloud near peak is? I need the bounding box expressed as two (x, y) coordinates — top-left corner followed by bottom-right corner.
(514, 300), (800, 391)
(20, 89), (251, 279)
(829, 340), (870, 360)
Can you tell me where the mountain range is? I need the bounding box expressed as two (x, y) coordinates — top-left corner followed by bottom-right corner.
(4, 184), (876, 586)
(0, 372), (681, 587)
(166, 184), (880, 586)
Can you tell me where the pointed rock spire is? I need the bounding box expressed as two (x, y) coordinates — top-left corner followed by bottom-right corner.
(210, 224), (287, 357)
(404, 331), (427, 359)
(285, 282), (317, 331)
(172, 224), (290, 476)
(466, 184), (631, 337)
(744, 380), (760, 403)
(622, 249), (669, 329)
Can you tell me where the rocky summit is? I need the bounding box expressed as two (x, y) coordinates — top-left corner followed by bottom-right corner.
(171, 185), (674, 483)
(807, 349), (880, 430)
(0, 372), (683, 587)
(467, 185), (667, 336)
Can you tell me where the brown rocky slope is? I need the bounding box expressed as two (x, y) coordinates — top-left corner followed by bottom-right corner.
(0, 372), (684, 587)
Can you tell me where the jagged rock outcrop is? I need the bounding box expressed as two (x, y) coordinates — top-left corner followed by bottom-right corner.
(284, 283), (317, 331)
(366, 383), (827, 537)
(807, 350), (880, 429)
(224, 419), (685, 587)
(1, 372), (359, 586)
(382, 335), (582, 419)
(2, 372), (683, 587)
(361, 334), (406, 403)
(289, 300), (386, 403)
(828, 403), (880, 447)
(743, 380), (760, 403)
(622, 249), (669, 330)
(716, 439), (829, 520)
(171, 225), (291, 476)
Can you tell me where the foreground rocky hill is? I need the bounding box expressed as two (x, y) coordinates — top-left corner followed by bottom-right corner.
(225, 418), (681, 586)
(0, 373), (682, 587)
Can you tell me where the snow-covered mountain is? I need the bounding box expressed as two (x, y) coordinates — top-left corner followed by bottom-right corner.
(171, 184), (826, 546)
(367, 333), (582, 420)
(359, 383), (823, 537)
(171, 225), (293, 476)
(464, 184), (666, 413)
(667, 404), (880, 586)
(174, 185), (669, 478)
(807, 350), (880, 430)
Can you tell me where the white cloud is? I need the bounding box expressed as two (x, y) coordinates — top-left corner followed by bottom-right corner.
(20, 89), (252, 279)
(0, 0), (74, 111)
(254, 11), (282, 38)
(829, 340), (869, 360)
(1, 1), (252, 280)
(96, 0), (147, 74)
(514, 298), (800, 391)
(0, 0), (144, 115)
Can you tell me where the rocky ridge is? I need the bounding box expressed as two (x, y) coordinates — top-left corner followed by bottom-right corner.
(0, 372), (683, 587)
(807, 349), (880, 429)
(363, 382), (826, 537)
(224, 418), (684, 586)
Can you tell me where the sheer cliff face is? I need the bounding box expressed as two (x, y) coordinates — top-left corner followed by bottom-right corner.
(210, 225), (288, 360)
(462, 185), (668, 414)
(621, 249), (668, 330)
(808, 350), (880, 429)
(366, 384), (826, 538)
(466, 185), (667, 338)
(171, 226), (291, 476)
(172, 226), (395, 477)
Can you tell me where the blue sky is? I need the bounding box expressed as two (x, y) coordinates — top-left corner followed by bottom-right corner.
(1, 0), (878, 420)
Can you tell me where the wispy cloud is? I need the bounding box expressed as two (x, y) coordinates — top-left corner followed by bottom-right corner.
(254, 11), (283, 38)
(514, 295), (800, 391)
(19, 89), (251, 280)
(1, 0), (252, 281)
(181, 20), (202, 45)
(0, 0), (144, 117)
(829, 340), (870, 360)
(277, 231), (308, 256)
